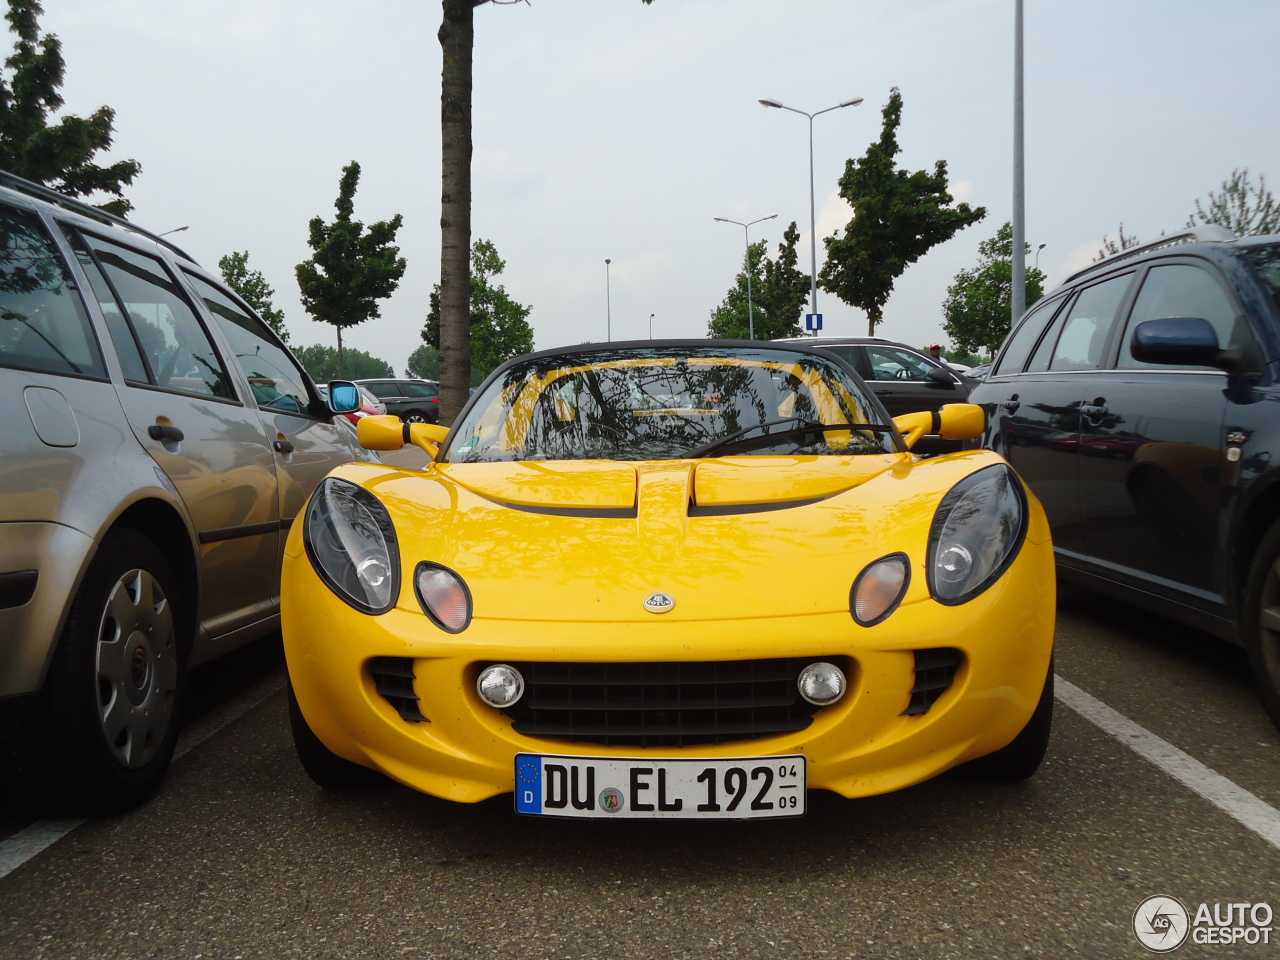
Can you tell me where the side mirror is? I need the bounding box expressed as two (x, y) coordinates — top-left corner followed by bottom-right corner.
(926, 366), (954, 386)
(892, 403), (985, 450)
(326, 380), (362, 414)
(1130, 318), (1221, 366)
(357, 415), (450, 459)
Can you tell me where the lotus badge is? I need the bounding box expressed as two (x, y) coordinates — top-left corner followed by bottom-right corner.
(643, 592), (676, 614)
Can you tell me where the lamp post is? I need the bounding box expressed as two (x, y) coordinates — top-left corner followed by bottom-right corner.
(604, 259), (612, 342)
(1035, 242), (1046, 271)
(759, 95), (863, 333)
(649, 313), (654, 339)
(1012, 0), (1026, 323)
(714, 214), (777, 340)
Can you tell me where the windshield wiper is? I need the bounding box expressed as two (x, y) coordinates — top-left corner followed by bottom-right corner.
(685, 417), (893, 459)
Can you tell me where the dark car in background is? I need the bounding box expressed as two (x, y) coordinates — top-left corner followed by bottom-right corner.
(776, 336), (975, 453)
(356, 377), (440, 423)
(969, 225), (1280, 727)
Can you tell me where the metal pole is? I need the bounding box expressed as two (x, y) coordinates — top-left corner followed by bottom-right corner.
(1011, 0), (1026, 323)
(807, 113), (818, 330)
(605, 259), (612, 342)
(743, 222), (756, 340)
(649, 313), (654, 339)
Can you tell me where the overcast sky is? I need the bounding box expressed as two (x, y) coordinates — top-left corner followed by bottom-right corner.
(43, 0), (1280, 372)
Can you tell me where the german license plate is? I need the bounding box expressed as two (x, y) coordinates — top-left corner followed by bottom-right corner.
(514, 753), (806, 819)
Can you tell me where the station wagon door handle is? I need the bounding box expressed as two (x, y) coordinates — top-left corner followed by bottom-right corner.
(1001, 398), (1020, 413)
(273, 439), (295, 454)
(147, 424), (184, 443)
(1081, 402), (1109, 418)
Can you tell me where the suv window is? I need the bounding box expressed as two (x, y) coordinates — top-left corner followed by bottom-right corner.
(399, 381), (438, 398)
(83, 235), (234, 400)
(0, 203), (105, 379)
(363, 381), (399, 399)
(1117, 263), (1239, 369)
(186, 274), (313, 414)
(1047, 273), (1132, 371)
(993, 296), (1060, 376)
(864, 345), (936, 381)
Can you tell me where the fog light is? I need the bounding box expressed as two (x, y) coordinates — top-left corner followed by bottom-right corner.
(477, 664), (524, 708)
(797, 661), (847, 706)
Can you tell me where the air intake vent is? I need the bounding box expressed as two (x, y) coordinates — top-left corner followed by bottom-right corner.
(368, 656), (427, 722)
(902, 648), (963, 716)
(497, 658), (849, 748)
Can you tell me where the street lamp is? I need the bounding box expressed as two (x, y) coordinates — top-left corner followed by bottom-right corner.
(1035, 242), (1046, 271)
(649, 313), (654, 339)
(759, 95), (863, 333)
(604, 259), (612, 342)
(714, 214), (777, 340)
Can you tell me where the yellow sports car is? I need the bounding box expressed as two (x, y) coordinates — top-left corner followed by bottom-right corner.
(282, 341), (1055, 820)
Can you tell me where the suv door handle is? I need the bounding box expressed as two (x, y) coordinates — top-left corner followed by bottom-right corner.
(1081, 402), (1108, 418)
(147, 424), (184, 442)
(273, 439), (295, 454)
(1002, 397), (1020, 413)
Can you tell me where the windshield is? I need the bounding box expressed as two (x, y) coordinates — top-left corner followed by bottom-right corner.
(444, 346), (896, 463)
(1246, 243), (1280, 311)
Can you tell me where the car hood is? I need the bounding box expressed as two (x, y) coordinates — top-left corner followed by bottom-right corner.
(340, 452), (1010, 623)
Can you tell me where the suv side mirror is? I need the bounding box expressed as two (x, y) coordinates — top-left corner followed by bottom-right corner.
(1130, 318), (1222, 367)
(326, 380), (362, 414)
(926, 366), (954, 386)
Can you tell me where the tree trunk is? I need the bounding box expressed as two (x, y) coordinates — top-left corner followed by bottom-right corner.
(438, 0), (475, 426)
(337, 326), (344, 378)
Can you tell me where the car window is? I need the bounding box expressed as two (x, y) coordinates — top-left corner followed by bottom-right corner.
(993, 296), (1061, 376)
(363, 382), (399, 399)
(399, 381), (439, 398)
(60, 225), (149, 383)
(1117, 263), (1240, 369)
(815, 344), (863, 372)
(1047, 273), (1132, 371)
(82, 234), (233, 399)
(863, 346), (935, 382)
(186, 273), (312, 414)
(0, 203), (106, 379)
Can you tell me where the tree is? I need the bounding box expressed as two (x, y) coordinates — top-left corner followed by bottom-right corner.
(296, 161), (405, 377)
(942, 222), (1046, 356)
(436, 0), (654, 425)
(424, 237), (533, 379)
(1187, 168), (1280, 237)
(1094, 223), (1141, 262)
(820, 88), (986, 336)
(708, 221), (810, 340)
(406, 343), (440, 380)
(218, 251), (288, 343)
(0, 0), (140, 215)
(293, 343), (393, 383)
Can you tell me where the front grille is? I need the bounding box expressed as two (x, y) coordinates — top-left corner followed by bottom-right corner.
(902, 647), (963, 716)
(497, 658), (849, 747)
(368, 656), (427, 722)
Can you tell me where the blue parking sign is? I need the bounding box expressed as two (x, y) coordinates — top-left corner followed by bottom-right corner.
(805, 313), (823, 331)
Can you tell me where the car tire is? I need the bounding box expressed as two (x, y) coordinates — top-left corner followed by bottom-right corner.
(402, 410), (428, 424)
(0, 529), (186, 815)
(287, 680), (379, 789)
(1243, 520), (1280, 730)
(957, 661), (1054, 782)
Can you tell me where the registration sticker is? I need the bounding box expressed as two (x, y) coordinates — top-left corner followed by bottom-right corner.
(514, 753), (806, 820)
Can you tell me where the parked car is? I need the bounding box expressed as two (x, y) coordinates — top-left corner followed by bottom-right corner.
(282, 340), (1056, 817)
(969, 225), (1280, 727)
(774, 336), (975, 454)
(0, 171), (366, 814)
(965, 361), (993, 381)
(356, 377), (441, 423)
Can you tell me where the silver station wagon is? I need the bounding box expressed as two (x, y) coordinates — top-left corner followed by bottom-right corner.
(0, 172), (363, 814)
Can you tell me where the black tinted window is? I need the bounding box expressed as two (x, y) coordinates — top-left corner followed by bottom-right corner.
(0, 204), (105, 379)
(993, 296), (1060, 376)
(363, 381), (399, 399)
(1048, 273), (1132, 371)
(1118, 264), (1239, 369)
(399, 381), (439, 398)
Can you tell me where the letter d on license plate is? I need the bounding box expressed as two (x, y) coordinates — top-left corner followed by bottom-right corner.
(514, 754), (805, 819)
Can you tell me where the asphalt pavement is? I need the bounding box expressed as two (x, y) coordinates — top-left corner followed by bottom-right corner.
(1, 581), (1277, 959)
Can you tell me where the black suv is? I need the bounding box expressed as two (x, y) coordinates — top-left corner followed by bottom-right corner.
(969, 226), (1280, 726)
(355, 378), (440, 423)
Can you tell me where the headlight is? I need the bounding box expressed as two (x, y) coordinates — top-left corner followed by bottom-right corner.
(850, 553), (911, 626)
(415, 562), (473, 633)
(303, 478), (400, 614)
(927, 465), (1027, 605)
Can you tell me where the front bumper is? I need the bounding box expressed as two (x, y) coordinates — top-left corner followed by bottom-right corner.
(282, 537), (1056, 804)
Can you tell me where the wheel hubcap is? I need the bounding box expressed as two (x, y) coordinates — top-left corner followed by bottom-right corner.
(95, 568), (178, 769)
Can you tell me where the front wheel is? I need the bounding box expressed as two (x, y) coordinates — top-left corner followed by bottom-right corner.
(402, 410), (428, 424)
(958, 661), (1054, 782)
(0, 529), (187, 815)
(1243, 520), (1280, 730)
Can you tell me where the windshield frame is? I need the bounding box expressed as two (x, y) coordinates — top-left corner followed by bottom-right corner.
(438, 339), (902, 464)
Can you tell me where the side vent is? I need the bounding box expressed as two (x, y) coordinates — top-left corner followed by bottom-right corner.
(902, 648), (963, 716)
(368, 656), (427, 722)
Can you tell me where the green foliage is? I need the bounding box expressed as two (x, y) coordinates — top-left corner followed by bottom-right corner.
(218, 251), (288, 343)
(296, 161), (406, 374)
(424, 238), (533, 377)
(1187, 168), (1279, 237)
(820, 88), (986, 335)
(405, 343), (439, 380)
(292, 343), (393, 383)
(708, 221), (810, 340)
(0, 0), (140, 215)
(942, 222), (1046, 355)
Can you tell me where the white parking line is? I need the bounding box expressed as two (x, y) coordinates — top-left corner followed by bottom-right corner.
(1055, 675), (1280, 853)
(0, 674), (285, 880)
